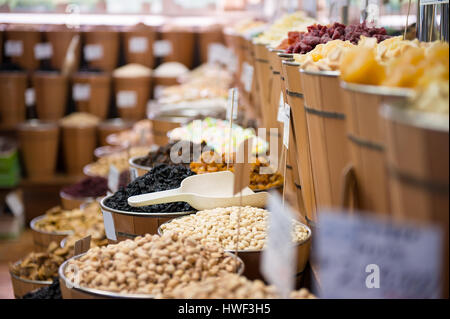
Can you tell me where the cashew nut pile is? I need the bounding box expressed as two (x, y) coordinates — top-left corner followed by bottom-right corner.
(163, 273), (316, 299)
(160, 206), (309, 251)
(64, 233), (241, 296)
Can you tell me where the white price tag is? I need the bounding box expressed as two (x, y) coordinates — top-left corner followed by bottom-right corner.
(84, 44), (103, 61)
(129, 36), (148, 53)
(72, 83), (91, 101)
(207, 43), (226, 65)
(25, 88), (35, 107)
(283, 104), (290, 149)
(316, 211), (443, 298)
(261, 192), (297, 298)
(130, 167), (138, 181)
(240, 62), (254, 92)
(153, 40), (172, 57)
(102, 210), (117, 241)
(5, 191), (24, 217)
(226, 88), (239, 121)
(227, 51), (238, 73)
(277, 93), (285, 123)
(5, 40), (23, 57)
(116, 91), (137, 108)
(153, 85), (166, 100)
(34, 42), (53, 60)
(108, 165), (120, 193)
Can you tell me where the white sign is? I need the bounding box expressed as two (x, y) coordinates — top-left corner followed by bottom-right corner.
(108, 165), (120, 193)
(129, 37), (148, 53)
(226, 88), (239, 121)
(240, 62), (254, 92)
(84, 44), (103, 61)
(153, 40), (172, 57)
(315, 211), (443, 298)
(261, 192), (298, 298)
(283, 104), (290, 149)
(102, 210), (117, 241)
(5, 40), (23, 57)
(5, 191), (24, 217)
(420, 0), (448, 5)
(277, 93), (285, 123)
(153, 85), (166, 100)
(130, 167), (138, 181)
(72, 83), (91, 102)
(116, 91), (137, 108)
(34, 42), (53, 60)
(208, 43), (227, 65)
(25, 88), (35, 107)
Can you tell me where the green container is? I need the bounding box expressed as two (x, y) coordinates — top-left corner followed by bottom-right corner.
(0, 138), (21, 187)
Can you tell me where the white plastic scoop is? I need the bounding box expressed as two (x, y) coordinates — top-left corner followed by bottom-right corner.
(127, 171), (268, 210)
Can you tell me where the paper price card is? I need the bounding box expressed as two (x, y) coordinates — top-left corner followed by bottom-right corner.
(261, 192), (298, 298)
(207, 43), (226, 65)
(153, 40), (172, 57)
(34, 42), (53, 60)
(72, 83), (91, 101)
(6, 191), (24, 217)
(277, 93), (285, 123)
(129, 36), (148, 53)
(283, 105), (291, 149)
(74, 235), (91, 256)
(102, 210), (117, 241)
(226, 88), (239, 121)
(84, 44), (103, 61)
(5, 40), (23, 57)
(315, 211), (443, 299)
(25, 88), (35, 107)
(130, 167), (138, 181)
(108, 165), (120, 193)
(240, 62), (254, 92)
(116, 91), (137, 108)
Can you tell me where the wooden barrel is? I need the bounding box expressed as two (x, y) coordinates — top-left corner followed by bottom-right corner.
(122, 24), (156, 69)
(341, 82), (413, 215)
(150, 116), (189, 146)
(252, 42), (272, 130)
(380, 103), (449, 298)
(82, 26), (119, 72)
(0, 71), (27, 126)
(282, 60), (317, 223)
(9, 263), (52, 299)
(30, 215), (72, 251)
(300, 70), (350, 209)
(100, 195), (195, 243)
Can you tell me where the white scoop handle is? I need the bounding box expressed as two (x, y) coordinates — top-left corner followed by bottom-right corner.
(127, 188), (191, 207)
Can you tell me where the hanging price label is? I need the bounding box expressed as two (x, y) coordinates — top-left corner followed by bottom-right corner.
(130, 167), (138, 181)
(208, 43), (226, 65)
(5, 40), (23, 57)
(277, 92), (285, 123)
(226, 88), (239, 121)
(108, 165), (120, 193)
(283, 104), (291, 149)
(25, 88), (35, 107)
(153, 40), (172, 57)
(84, 44), (103, 61)
(34, 42), (53, 60)
(129, 37), (148, 53)
(316, 211), (443, 298)
(240, 62), (254, 92)
(5, 191), (24, 217)
(261, 192), (298, 298)
(72, 83), (91, 101)
(102, 210), (117, 241)
(116, 91), (137, 108)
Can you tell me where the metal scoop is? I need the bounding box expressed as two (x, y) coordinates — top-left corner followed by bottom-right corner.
(127, 171), (268, 210)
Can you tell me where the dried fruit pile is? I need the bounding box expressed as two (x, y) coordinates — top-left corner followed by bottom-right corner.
(286, 22), (390, 54)
(104, 164), (196, 213)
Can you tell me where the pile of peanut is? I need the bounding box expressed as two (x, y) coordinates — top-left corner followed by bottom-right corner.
(160, 206), (309, 251)
(163, 273), (316, 299)
(64, 233), (241, 296)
